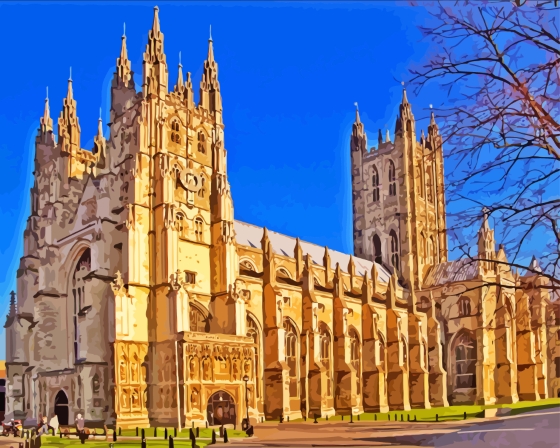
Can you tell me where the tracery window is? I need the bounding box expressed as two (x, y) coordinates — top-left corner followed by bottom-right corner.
(390, 230), (399, 270)
(388, 160), (396, 196)
(320, 323), (333, 397)
(197, 131), (206, 154)
(171, 120), (181, 144)
(195, 217), (204, 242)
(72, 249), (91, 362)
(426, 168), (434, 203)
(427, 236), (434, 265)
(190, 305), (206, 332)
(457, 296), (471, 317)
(240, 260), (257, 272)
(350, 329), (361, 394)
(372, 166), (380, 202)
(283, 318), (299, 397)
(453, 332), (476, 389)
(198, 176), (206, 198)
(246, 315), (261, 397)
(175, 212), (187, 239)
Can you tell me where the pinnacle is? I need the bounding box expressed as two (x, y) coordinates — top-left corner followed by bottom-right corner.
(152, 5), (161, 35)
(67, 67), (73, 99)
(402, 88), (408, 105)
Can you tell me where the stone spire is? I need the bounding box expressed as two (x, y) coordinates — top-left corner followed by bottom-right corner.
(428, 111), (439, 137)
(58, 68), (81, 153)
(115, 23), (133, 89)
(39, 87), (53, 136)
(478, 207), (495, 269)
(199, 26), (222, 118)
(185, 71), (194, 107)
(93, 108), (107, 169)
(351, 103), (367, 154)
(174, 52), (185, 95)
(143, 6), (168, 97)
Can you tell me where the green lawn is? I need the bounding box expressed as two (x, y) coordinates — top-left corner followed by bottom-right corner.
(288, 397), (560, 423)
(41, 437), (214, 448)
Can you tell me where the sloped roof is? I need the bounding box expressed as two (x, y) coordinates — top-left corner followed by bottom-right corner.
(234, 220), (391, 282)
(424, 258), (480, 287)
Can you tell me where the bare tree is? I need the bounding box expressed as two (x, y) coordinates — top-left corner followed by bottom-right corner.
(409, 1), (560, 291)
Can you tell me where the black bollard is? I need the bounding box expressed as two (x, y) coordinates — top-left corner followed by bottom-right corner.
(303, 415), (306, 422)
(113, 428), (117, 442)
(59, 430), (62, 439)
(211, 429), (216, 445)
(206, 421), (208, 428)
(374, 414), (377, 421)
(219, 425), (224, 438)
(414, 415), (417, 422)
(136, 427), (139, 437)
(165, 428), (168, 440)
(279, 414), (283, 424)
(191, 439), (195, 448)
(350, 413), (354, 424)
(168, 436), (174, 448)
(287, 416), (289, 423)
(141, 429), (147, 448)
(246, 425), (254, 437)
(388, 414), (390, 421)
(196, 427), (199, 438)
(341, 415), (344, 421)
(401, 414), (403, 422)
(464, 412), (467, 420)
(118, 427), (121, 436)
(326, 415), (328, 421)
(407, 414), (410, 422)
(223, 428), (229, 443)
(174, 428), (177, 437)
(436, 414), (439, 422)
(358, 414), (360, 421)
(154, 427), (157, 437)
(313, 415), (318, 424)
(189, 428), (195, 440)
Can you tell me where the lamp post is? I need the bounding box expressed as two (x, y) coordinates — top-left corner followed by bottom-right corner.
(242, 375), (249, 430)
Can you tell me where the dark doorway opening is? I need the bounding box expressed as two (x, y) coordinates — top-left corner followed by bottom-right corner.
(206, 391), (236, 426)
(373, 234), (382, 265)
(54, 390), (69, 425)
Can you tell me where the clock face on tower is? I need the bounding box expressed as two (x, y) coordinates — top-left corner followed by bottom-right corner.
(178, 166), (203, 193)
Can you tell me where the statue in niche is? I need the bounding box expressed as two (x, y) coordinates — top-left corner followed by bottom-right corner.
(190, 388), (199, 408)
(189, 357), (197, 380)
(202, 357), (211, 381)
(232, 357), (240, 381)
(243, 359), (252, 378)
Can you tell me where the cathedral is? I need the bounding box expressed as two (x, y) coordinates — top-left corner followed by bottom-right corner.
(4, 6), (558, 430)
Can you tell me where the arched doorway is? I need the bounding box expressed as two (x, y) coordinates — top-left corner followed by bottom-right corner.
(54, 390), (69, 425)
(206, 391), (236, 426)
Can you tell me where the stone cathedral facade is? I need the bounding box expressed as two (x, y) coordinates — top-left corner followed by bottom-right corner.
(4, 7), (558, 430)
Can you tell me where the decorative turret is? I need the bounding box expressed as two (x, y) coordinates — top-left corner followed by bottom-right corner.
(350, 102), (367, 258)
(185, 72), (194, 108)
(199, 27), (223, 120)
(295, 238), (303, 280)
(351, 103), (367, 155)
(38, 88), (53, 138)
(323, 246), (332, 285)
(143, 6), (168, 97)
(477, 207), (496, 270)
(395, 88), (414, 136)
(115, 24), (134, 89)
(58, 70), (81, 155)
(8, 291), (17, 318)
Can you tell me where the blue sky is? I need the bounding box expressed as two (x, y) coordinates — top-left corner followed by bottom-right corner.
(0, 1), (550, 358)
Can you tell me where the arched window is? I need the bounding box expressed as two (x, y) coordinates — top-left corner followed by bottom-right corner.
(372, 234), (382, 265)
(240, 259), (256, 272)
(277, 268), (291, 279)
(197, 131), (206, 154)
(350, 329), (361, 394)
(417, 296), (430, 311)
(194, 217), (204, 242)
(171, 120), (181, 144)
(372, 166), (380, 202)
(420, 232), (426, 261)
(283, 318), (299, 397)
(416, 165), (424, 198)
(388, 160), (396, 196)
(189, 305), (206, 332)
(198, 176), (206, 198)
(401, 337), (408, 368)
(390, 230), (399, 270)
(377, 333), (387, 372)
(453, 332), (476, 390)
(72, 248), (91, 362)
(175, 212), (187, 239)
(426, 168), (434, 203)
(427, 236), (434, 265)
(457, 296), (471, 317)
(319, 323), (333, 397)
(246, 315), (261, 398)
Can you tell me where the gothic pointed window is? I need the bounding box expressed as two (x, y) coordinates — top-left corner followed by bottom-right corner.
(189, 305), (206, 332)
(426, 168), (434, 203)
(453, 332), (476, 390)
(176, 212), (187, 239)
(171, 120), (181, 144)
(427, 236), (434, 265)
(372, 234), (382, 265)
(197, 131), (206, 154)
(72, 248), (91, 362)
(195, 217), (204, 242)
(372, 166), (380, 202)
(388, 160), (396, 196)
(319, 322), (333, 397)
(390, 230), (399, 270)
(350, 329), (361, 394)
(198, 176), (206, 198)
(283, 318), (299, 397)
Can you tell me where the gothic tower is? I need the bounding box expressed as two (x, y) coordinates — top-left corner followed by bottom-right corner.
(350, 92), (448, 289)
